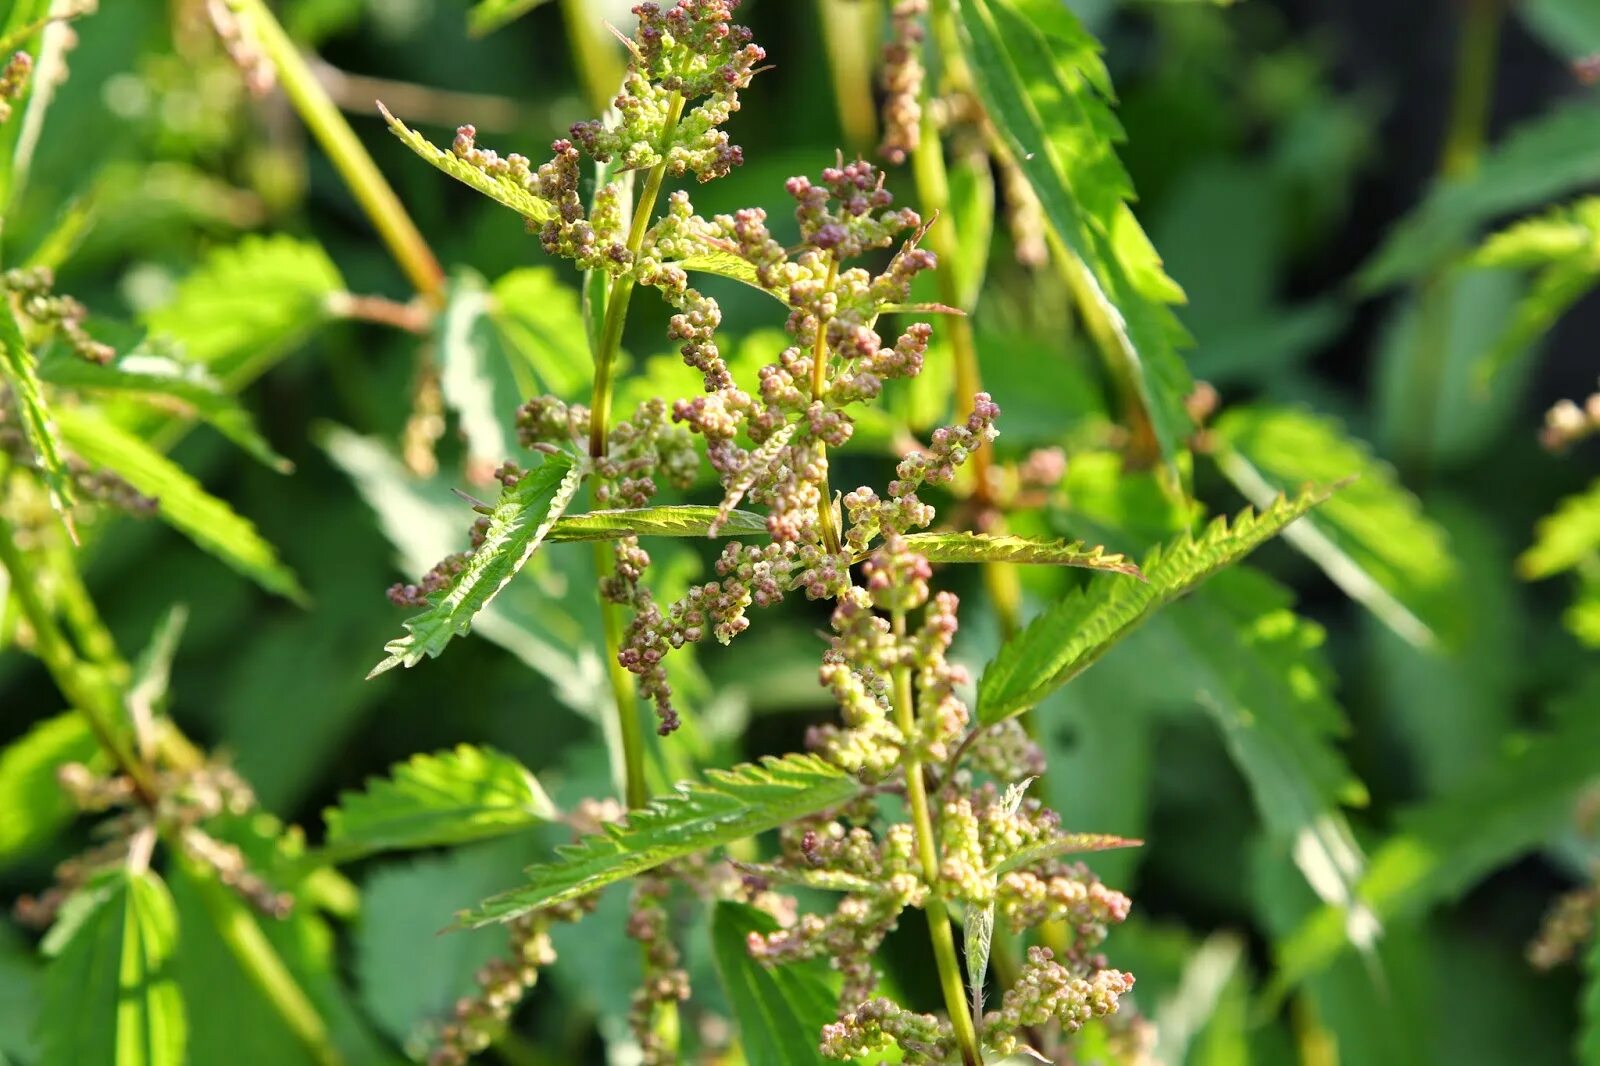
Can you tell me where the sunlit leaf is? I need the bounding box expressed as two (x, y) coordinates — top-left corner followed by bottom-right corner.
(873, 531), (1141, 574)
(141, 235), (341, 387)
(369, 451), (583, 675)
(466, 0), (554, 36)
(1213, 405), (1464, 648)
(318, 745), (556, 864)
(381, 104), (557, 226)
(40, 869), (186, 1066)
(1519, 477), (1600, 580)
(459, 755), (862, 925)
(550, 506), (768, 541)
(0, 295), (75, 527)
(978, 487), (1331, 723)
(0, 712), (99, 862)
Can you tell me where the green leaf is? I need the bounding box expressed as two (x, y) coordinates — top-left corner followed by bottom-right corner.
(1520, 0), (1600, 58)
(141, 235), (342, 387)
(488, 267), (591, 399)
(355, 839), (537, 1049)
(467, 0), (554, 36)
(0, 295), (75, 527)
(380, 103), (557, 226)
(459, 755), (862, 926)
(319, 745), (556, 864)
(549, 505), (767, 542)
(1273, 673), (1600, 993)
(992, 832), (1142, 876)
(1361, 101), (1600, 289)
(952, 0), (1193, 471)
(1213, 405), (1464, 648)
(1466, 197), (1600, 386)
(978, 487), (1331, 723)
(872, 531), (1141, 574)
(1519, 477), (1600, 580)
(54, 407), (306, 603)
(712, 902), (837, 1066)
(38, 349), (291, 472)
(438, 269), (516, 464)
(368, 451), (583, 675)
(40, 869), (186, 1066)
(1168, 569), (1369, 915)
(0, 711), (99, 861)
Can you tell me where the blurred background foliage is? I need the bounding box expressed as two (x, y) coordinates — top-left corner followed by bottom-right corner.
(2, 0), (1600, 1063)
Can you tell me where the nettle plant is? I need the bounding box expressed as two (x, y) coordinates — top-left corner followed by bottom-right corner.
(6, 0), (1600, 1063)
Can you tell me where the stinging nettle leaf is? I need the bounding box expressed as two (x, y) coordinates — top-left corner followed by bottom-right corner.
(369, 451), (583, 676)
(54, 407), (306, 604)
(977, 486), (1332, 723)
(380, 103), (558, 226)
(712, 902), (838, 1066)
(871, 531), (1142, 575)
(0, 712), (100, 862)
(40, 869), (186, 1066)
(952, 0), (1194, 473)
(458, 754), (862, 926)
(1213, 405), (1465, 648)
(549, 505), (768, 542)
(141, 235), (342, 388)
(318, 745), (556, 865)
(1518, 476), (1600, 581)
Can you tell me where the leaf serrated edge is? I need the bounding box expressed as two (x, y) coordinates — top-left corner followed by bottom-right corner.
(379, 102), (557, 225)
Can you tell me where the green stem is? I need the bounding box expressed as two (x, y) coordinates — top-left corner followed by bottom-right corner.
(1403, 0), (1503, 480)
(178, 852), (343, 1066)
(229, 0), (445, 306)
(559, 0), (625, 116)
(892, 609), (983, 1066)
(597, 541), (649, 810)
(0, 509), (154, 800)
(817, 0), (882, 153)
(812, 256), (843, 555)
(589, 92), (686, 461)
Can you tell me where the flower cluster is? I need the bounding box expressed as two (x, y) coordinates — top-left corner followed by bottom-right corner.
(1540, 382), (1600, 452)
(878, 0), (927, 165)
(740, 533), (1134, 1062)
(4, 266), (115, 365)
(428, 902), (592, 1066)
(13, 756), (287, 929)
(1527, 880), (1597, 971)
(626, 872), (692, 1065)
(0, 50), (30, 124)
(570, 0), (765, 182)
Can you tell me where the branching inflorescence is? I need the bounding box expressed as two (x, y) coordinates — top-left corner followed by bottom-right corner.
(382, 2), (1137, 1061)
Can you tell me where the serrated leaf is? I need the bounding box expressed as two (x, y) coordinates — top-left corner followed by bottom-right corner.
(1213, 405), (1464, 648)
(1361, 101), (1600, 289)
(712, 902), (837, 1066)
(369, 452), (582, 674)
(549, 506), (768, 542)
(39, 349), (290, 471)
(0, 712), (99, 861)
(489, 267), (591, 399)
(380, 103), (558, 226)
(54, 407), (305, 603)
(871, 531), (1141, 575)
(1, 295), (75, 527)
(141, 235), (341, 387)
(459, 754), (862, 926)
(992, 832), (1142, 876)
(40, 869), (186, 1066)
(318, 745), (556, 864)
(953, 0), (1193, 471)
(1170, 569), (1370, 918)
(978, 487), (1331, 723)
(1520, 477), (1600, 580)
(466, 0), (554, 36)
(1273, 673), (1600, 993)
